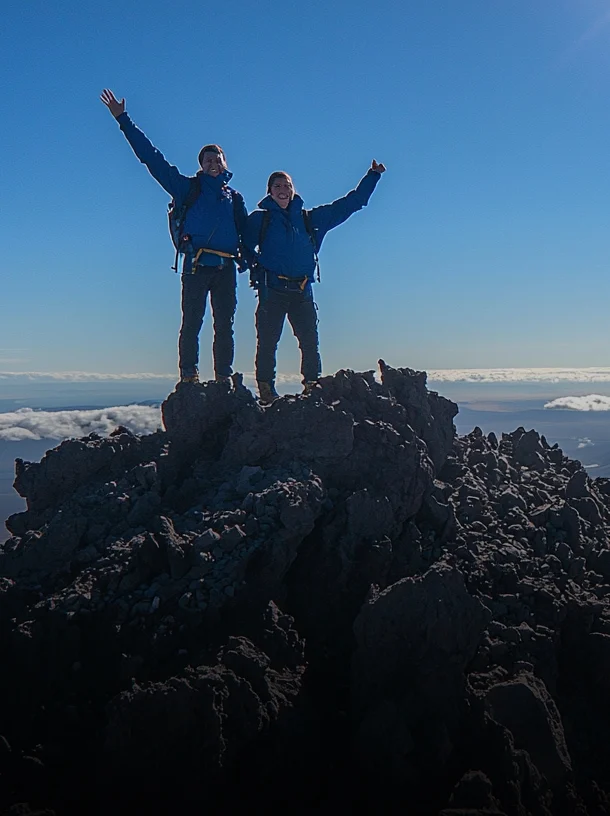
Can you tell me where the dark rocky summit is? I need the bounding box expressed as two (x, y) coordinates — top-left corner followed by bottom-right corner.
(2, 361), (610, 813)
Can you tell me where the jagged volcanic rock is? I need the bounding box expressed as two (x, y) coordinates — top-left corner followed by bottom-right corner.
(2, 363), (610, 814)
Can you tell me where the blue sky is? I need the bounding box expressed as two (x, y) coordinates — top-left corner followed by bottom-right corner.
(3, 0), (610, 380)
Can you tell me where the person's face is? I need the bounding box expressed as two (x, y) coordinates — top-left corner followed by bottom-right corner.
(200, 151), (226, 176)
(270, 176), (294, 209)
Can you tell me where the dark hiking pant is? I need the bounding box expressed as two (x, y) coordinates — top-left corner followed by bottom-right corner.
(179, 261), (237, 377)
(255, 286), (321, 385)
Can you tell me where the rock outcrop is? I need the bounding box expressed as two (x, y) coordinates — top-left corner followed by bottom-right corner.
(2, 362), (610, 814)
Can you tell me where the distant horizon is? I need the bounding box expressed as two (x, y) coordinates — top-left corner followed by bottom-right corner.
(5, 367), (610, 416)
(3, 371), (610, 444)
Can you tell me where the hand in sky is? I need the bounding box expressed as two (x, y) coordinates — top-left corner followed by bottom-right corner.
(100, 89), (125, 119)
(371, 159), (386, 173)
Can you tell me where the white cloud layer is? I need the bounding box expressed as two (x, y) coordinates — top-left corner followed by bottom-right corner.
(0, 406), (162, 442)
(544, 395), (610, 412)
(0, 371), (303, 386)
(0, 371), (176, 383)
(8, 368), (610, 386)
(428, 368), (610, 383)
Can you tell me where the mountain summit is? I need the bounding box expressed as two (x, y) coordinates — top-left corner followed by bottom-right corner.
(1, 362), (610, 814)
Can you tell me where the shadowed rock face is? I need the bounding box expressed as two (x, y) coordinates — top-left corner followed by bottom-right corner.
(2, 363), (610, 814)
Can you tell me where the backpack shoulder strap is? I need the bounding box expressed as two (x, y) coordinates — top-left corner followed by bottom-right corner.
(169, 174), (201, 272)
(258, 211), (271, 249)
(230, 188), (243, 220)
(302, 209), (320, 282)
(184, 173), (202, 209)
(302, 209), (315, 242)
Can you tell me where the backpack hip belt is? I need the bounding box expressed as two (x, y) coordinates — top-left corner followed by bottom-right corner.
(168, 174), (243, 273)
(190, 247), (236, 273)
(276, 274), (309, 292)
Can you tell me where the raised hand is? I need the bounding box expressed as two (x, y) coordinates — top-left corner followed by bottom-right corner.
(371, 159), (386, 174)
(100, 88), (125, 119)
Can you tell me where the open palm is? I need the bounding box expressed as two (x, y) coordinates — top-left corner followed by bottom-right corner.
(100, 88), (125, 119)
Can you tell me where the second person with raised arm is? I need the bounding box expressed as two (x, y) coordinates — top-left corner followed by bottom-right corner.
(245, 160), (386, 404)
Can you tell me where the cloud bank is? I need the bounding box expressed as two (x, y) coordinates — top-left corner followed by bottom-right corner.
(0, 371), (303, 386)
(0, 371), (176, 383)
(544, 395), (610, 412)
(427, 368), (610, 384)
(7, 368), (610, 386)
(0, 406), (162, 442)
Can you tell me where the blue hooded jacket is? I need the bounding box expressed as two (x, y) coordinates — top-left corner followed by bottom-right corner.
(116, 112), (247, 268)
(244, 168), (381, 290)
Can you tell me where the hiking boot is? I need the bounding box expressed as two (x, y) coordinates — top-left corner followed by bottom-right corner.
(257, 381), (279, 405)
(215, 374), (231, 384)
(180, 367), (199, 384)
(302, 380), (320, 396)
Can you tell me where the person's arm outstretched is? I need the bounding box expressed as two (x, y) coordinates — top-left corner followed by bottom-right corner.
(310, 159), (386, 239)
(100, 88), (190, 201)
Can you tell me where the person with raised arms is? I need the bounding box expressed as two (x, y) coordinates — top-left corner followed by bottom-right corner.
(245, 161), (386, 403)
(100, 89), (247, 384)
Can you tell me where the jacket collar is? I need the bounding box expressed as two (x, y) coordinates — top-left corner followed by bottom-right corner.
(258, 193), (304, 214)
(198, 169), (233, 190)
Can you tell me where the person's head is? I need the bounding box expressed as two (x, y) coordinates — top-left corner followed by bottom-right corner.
(198, 144), (227, 176)
(267, 171), (294, 209)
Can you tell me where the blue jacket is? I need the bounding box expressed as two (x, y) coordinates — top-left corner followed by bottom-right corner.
(244, 169), (381, 290)
(116, 112), (247, 268)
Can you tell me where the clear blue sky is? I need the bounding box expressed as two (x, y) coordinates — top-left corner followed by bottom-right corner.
(3, 0), (610, 380)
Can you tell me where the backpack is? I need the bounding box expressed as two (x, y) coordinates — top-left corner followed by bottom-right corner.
(258, 209), (320, 282)
(168, 174), (243, 272)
